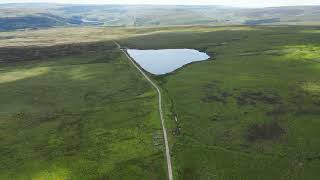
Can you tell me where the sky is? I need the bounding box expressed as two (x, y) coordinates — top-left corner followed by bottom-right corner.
(1, 0), (320, 8)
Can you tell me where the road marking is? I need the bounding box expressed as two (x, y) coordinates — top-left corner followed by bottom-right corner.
(114, 41), (173, 180)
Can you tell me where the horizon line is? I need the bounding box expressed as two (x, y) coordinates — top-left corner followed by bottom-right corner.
(1, 2), (320, 9)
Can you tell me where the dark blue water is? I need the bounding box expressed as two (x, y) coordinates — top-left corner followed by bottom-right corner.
(127, 49), (210, 75)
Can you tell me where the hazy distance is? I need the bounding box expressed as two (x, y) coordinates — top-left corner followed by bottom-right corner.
(1, 0), (320, 8)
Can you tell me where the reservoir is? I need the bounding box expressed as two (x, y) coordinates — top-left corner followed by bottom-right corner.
(127, 49), (210, 75)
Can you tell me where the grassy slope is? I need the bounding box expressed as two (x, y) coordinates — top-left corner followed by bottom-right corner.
(0, 26), (245, 48)
(0, 48), (166, 179)
(0, 26), (182, 47)
(120, 26), (320, 179)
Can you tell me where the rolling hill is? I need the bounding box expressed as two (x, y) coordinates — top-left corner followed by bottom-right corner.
(0, 4), (320, 31)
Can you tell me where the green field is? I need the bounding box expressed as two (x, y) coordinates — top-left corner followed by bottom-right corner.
(1, 25), (320, 179)
(120, 26), (320, 179)
(0, 47), (166, 179)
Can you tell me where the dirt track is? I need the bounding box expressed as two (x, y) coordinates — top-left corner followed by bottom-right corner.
(114, 41), (173, 180)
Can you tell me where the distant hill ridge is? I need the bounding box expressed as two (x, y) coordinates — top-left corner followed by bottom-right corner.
(0, 4), (320, 31)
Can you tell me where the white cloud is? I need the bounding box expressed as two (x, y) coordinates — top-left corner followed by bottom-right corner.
(1, 0), (320, 8)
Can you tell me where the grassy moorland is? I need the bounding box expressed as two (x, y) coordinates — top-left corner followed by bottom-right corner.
(120, 26), (320, 179)
(1, 25), (320, 180)
(0, 26), (205, 48)
(0, 46), (167, 179)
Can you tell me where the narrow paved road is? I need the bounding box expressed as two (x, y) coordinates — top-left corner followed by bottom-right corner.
(114, 41), (173, 180)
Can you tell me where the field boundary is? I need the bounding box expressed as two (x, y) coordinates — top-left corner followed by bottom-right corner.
(114, 41), (173, 180)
